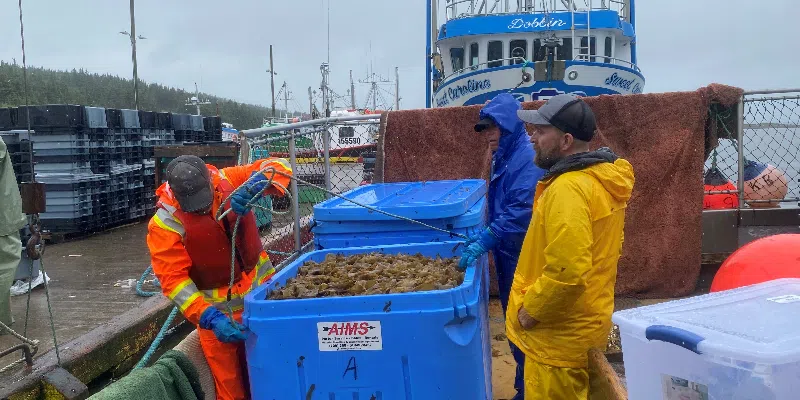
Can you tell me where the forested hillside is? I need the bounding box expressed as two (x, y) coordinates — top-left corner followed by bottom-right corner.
(0, 61), (283, 129)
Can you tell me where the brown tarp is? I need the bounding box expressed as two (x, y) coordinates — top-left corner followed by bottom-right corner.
(377, 84), (743, 298)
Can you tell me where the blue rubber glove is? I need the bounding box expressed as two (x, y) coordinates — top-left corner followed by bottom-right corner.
(199, 307), (248, 343)
(230, 172), (269, 215)
(458, 228), (499, 270)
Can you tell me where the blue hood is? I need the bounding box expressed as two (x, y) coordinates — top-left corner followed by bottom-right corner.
(479, 93), (547, 260)
(479, 93), (528, 162)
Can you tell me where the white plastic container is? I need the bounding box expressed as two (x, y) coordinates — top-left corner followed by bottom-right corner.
(612, 278), (800, 400)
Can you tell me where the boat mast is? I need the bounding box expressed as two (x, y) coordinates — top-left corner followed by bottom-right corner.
(308, 86), (314, 117)
(268, 45), (276, 119)
(629, 0), (637, 65)
(350, 70), (356, 110)
(395, 67), (400, 111)
(320, 62), (331, 117)
(425, 0), (433, 108)
(280, 81), (292, 120)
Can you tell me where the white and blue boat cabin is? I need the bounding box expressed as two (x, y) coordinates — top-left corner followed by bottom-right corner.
(426, 0), (644, 107)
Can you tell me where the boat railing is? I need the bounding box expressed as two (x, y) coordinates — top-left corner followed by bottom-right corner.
(445, 0), (628, 21)
(439, 54), (639, 84)
(574, 54), (641, 72)
(442, 56), (528, 83)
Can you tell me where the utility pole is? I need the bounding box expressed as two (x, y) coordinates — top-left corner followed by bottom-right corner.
(267, 45), (277, 119)
(395, 67), (400, 111)
(350, 70), (356, 110)
(120, 0), (144, 110)
(129, 0), (138, 110)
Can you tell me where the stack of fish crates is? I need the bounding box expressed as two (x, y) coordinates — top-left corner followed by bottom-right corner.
(1, 104), (227, 235)
(171, 113), (192, 143)
(1, 130), (35, 185)
(10, 105), (111, 233)
(203, 116), (223, 141)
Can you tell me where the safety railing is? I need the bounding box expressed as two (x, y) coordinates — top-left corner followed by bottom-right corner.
(445, 0), (627, 21)
(704, 89), (800, 210)
(440, 53), (640, 86)
(573, 54), (641, 72)
(239, 114), (381, 269)
(441, 56), (529, 84)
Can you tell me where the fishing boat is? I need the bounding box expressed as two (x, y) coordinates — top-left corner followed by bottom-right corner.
(311, 109), (379, 162)
(221, 122), (238, 141)
(426, 0), (643, 107)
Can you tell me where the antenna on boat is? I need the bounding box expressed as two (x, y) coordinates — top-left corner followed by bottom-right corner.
(359, 65), (393, 111)
(326, 0), (331, 64)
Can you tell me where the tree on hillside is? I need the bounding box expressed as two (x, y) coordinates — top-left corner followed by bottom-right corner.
(0, 62), (296, 129)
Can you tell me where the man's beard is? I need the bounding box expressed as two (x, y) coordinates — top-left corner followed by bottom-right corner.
(534, 148), (561, 170)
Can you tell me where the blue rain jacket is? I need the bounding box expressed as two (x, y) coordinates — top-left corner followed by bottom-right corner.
(481, 93), (547, 259)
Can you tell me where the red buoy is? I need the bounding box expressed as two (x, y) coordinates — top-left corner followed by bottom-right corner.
(703, 166), (738, 210)
(710, 234), (800, 292)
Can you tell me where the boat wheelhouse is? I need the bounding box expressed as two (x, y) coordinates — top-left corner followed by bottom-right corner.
(426, 0), (643, 107)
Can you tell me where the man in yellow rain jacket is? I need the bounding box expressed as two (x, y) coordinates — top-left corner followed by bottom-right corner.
(507, 94), (634, 399)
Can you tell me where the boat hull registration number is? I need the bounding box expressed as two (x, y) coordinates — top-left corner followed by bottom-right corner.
(317, 321), (383, 351)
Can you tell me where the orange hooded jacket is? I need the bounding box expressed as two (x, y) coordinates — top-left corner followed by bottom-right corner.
(146, 158), (292, 325)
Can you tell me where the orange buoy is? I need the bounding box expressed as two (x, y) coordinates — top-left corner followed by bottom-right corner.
(743, 159), (788, 208)
(703, 166), (738, 210)
(710, 234), (800, 292)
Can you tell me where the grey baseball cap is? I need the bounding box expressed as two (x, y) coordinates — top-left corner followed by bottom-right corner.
(517, 94), (597, 142)
(165, 155), (213, 212)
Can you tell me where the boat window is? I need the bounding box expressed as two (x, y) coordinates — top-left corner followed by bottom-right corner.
(450, 47), (465, 72)
(339, 126), (355, 138)
(580, 36), (597, 62)
(469, 43), (479, 70)
(533, 39), (545, 62)
(557, 38), (573, 61)
(487, 41), (503, 68)
(604, 37), (613, 63)
(509, 40), (527, 64)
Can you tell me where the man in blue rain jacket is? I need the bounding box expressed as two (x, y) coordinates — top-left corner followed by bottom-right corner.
(459, 93), (546, 400)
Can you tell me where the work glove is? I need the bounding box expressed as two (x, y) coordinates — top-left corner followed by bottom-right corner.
(199, 307), (248, 343)
(230, 172), (269, 215)
(458, 228), (498, 270)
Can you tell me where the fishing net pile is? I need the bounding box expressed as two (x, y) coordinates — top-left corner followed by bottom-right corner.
(267, 253), (465, 300)
(376, 84), (744, 298)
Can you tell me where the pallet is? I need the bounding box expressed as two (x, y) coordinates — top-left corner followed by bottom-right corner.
(42, 216), (149, 244)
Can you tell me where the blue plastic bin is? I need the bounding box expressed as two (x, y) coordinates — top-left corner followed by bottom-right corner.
(311, 180), (487, 250)
(243, 241), (492, 400)
(312, 179), (487, 222)
(312, 197), (487, 250)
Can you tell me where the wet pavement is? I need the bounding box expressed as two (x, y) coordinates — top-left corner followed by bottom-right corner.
(0, 223), (153, 367)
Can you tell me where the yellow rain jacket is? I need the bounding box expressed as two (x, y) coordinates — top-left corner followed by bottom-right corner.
(506, 148), (635, 369)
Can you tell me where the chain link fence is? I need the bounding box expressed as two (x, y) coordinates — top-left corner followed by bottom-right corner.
(704, 91), (800, 209)
(241, 116), (380, 266)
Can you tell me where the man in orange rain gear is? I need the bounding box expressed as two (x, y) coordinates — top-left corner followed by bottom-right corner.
(147, 155), (292, 400)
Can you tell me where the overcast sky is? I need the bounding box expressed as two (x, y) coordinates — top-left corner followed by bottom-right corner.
(0, 0), (797, 113)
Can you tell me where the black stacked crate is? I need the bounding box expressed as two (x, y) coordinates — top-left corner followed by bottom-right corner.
(189, 115), (204, 142)
(1, 130), (35, 184)
(3, 104), (225, 234)
(171, 113), (192, 143)
(15, 105), (109, 234)
(203, 116), (223, 141)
